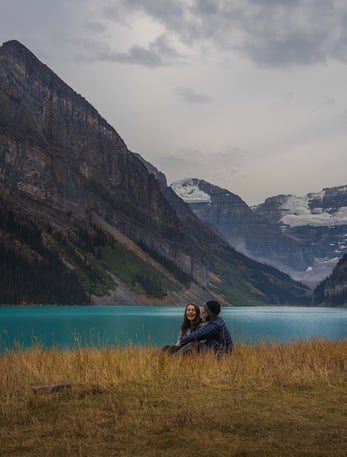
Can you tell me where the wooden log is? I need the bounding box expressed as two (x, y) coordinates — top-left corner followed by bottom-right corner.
(31, 383), (72, 394)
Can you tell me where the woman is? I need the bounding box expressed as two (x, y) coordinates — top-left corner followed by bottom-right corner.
(176, 303), (204, 345)
(162, 303), (204, 354)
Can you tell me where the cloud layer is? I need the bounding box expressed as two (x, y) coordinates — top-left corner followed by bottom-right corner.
(99, 0), (347, 67)
(1, 0), (347, 204)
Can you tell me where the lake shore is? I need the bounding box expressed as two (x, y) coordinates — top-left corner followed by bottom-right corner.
(1, 339), (346, 456)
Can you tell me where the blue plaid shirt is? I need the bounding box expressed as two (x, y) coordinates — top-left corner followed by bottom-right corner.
(180, 316), (233, 354)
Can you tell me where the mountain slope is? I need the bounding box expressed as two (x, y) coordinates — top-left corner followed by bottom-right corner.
(313, 253), (347, 307)
(0, 40), (311, 306)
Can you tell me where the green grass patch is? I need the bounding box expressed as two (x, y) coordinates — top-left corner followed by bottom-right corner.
(99, 242), (181, 298)
(53, 228), (182, 299)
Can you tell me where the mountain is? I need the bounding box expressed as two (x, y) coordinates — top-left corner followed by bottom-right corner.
(0, 39), (311, 306)
(253, 186), (347, 285)
(171, 179), (313, 275)
(171, 179), (347, 287)
(313, 253), (347, 307)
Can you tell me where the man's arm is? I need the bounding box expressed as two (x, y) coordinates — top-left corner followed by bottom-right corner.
(179, 321), (218, 346)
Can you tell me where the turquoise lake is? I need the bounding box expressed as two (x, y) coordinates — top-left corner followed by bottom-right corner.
(0, 305), (346, 351)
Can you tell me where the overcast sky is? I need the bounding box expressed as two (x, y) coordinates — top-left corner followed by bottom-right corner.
(1, 0), (347, 205)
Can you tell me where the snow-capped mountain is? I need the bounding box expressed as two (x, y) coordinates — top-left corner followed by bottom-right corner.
(171, 179), (347, 287)
(253, 186), (347, 228)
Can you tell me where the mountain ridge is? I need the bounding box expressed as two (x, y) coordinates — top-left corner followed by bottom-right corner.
(172, 178), (347, 289)
(0, 40), (311, 306)
(253, 185), (347, 227)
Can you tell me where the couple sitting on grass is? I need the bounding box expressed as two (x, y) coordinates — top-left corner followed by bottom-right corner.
(163, 300), (233, 357)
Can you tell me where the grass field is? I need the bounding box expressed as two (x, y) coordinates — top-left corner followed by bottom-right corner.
(0, 339), (346, 456)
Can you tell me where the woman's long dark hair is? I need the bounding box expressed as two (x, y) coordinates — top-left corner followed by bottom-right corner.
(180, 303), (202, 336)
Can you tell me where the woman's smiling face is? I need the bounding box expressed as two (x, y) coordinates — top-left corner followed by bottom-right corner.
(185, 304), (197, 321)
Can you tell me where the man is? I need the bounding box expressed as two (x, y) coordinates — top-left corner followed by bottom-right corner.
(176, 300), (233, 356)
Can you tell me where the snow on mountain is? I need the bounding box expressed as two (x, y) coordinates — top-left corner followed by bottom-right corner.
(280, 194), (347, 227)
(173, 181), (347, 227)
(171, 180), (347, 286)
(171, 178), (211, 203)
(252, 185), (347, 228)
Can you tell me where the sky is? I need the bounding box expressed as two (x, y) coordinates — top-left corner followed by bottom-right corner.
(1, 0), (347, 205)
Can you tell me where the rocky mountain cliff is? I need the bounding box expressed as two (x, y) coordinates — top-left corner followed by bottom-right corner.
(171, 180), (347, 287)
(0, 40), (311, 306)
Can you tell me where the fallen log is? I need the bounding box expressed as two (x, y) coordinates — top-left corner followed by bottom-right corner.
(32, 383), (72, 394)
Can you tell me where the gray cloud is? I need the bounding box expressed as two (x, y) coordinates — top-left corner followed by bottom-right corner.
(108, 0), (347, 67)
(103, 0), (185, 23)
(109, 34), (182, 67)
(150, 34), (182, 60)
(320, 96), (336, 107)
(175, 87), (212, 103)
(106, 44), (165, 67)
(76, 33), (182, 67)
(84, 21), (106, 34)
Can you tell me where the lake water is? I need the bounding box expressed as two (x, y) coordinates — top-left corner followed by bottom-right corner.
(0, 305), (346, 351)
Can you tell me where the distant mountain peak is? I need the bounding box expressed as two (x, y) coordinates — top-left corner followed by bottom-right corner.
(171, 178), (212, 203)
(1, 39), (43, 65)
(254, 185), (347, 227)
(2, 39), (28, 50)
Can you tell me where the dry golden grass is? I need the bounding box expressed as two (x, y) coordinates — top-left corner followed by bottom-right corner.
(0, 339), (346, 457)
